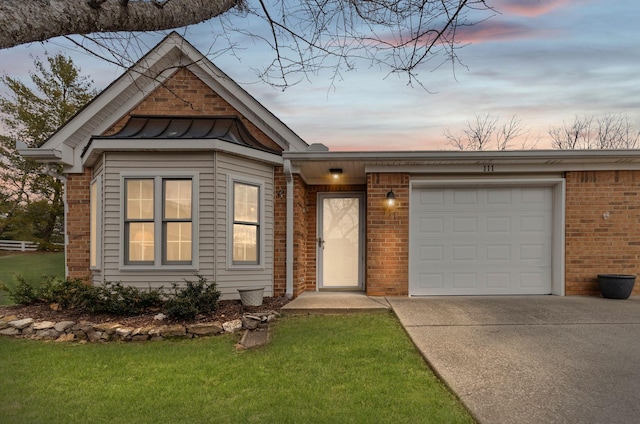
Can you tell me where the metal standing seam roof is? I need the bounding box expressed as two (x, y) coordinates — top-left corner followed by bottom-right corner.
(90, 116), (282, 154)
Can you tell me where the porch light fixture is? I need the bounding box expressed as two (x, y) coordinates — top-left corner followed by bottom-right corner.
(330, 168), (343, 180)
(386, 190), (396, 207)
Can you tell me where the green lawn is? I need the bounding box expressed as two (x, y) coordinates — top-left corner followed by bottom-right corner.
(0, 252), (65, 305)
(0, 313), (474, 424)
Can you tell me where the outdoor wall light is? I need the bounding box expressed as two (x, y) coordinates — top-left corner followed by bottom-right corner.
(386, 190), (396, 208)
(330, 168), (343, 180)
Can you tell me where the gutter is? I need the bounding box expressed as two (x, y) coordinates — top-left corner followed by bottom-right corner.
(283, 159), (294, 299)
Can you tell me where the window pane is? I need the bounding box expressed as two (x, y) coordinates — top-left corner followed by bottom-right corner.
(234, 183), (258, 223)
(166, 222), (192, 262)
(126, 179), (154, 219)
(128, 222), (154, 262)
(165, 180), (192, 219)
(233, 224), (257, 262)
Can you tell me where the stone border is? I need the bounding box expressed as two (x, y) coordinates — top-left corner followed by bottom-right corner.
(0, 312), (278, 343)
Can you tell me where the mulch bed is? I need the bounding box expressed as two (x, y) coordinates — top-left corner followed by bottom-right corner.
(0, 297), (290, 328)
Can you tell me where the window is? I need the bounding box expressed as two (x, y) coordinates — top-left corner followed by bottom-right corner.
(232, 181), (260, 265)
(124, 176), (194, 266)
(163, 179), (192, 264)
(90, 176), (101, 268)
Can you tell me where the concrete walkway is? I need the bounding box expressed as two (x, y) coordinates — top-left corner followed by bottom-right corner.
(280, 291), (391, 315)
(389, 296), (640, 424)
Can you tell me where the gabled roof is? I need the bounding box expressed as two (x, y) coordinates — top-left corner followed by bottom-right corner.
(20, 32), (308, 172)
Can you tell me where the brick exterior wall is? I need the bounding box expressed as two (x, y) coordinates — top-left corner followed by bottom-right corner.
(273, 166), (286, 296)
(366, 173), (410, 296)
(66, 168), (92, 282)
(565, 171), (640, 296)
(293, 175), (308, 297)
(103, 68), (282, 152)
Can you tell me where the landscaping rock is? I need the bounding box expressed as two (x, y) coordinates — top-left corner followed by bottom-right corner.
(9, 318), (34, 330)
(187, 322), (223, 335)
(115, 327), (134, 339)
(55, 333), (75, 342)
(94, 323), (122, 335)
(0, 321), (9, 330)
(54, 321), (76, 332)
(0, 315), (18, 323)
(36, 329), (61, 339)
(33, 321), (56, 330)
(0, 327), (20, 336)
(131, 334), (150, 342)
(159, 325), (186, 337)
(153, 313), (167, 321)
(223, 319), (243, 333)
(87, 331), (103, 342)
(241, 315), (261, 330)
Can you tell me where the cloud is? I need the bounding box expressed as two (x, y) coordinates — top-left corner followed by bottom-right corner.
(453, 21), (559, 44)
(491, 0), (572, 18)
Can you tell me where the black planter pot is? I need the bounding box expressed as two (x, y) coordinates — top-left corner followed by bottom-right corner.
(597, 274), (636, 299)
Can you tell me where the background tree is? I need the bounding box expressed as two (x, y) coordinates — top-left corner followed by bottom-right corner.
(549, 113), (640, 149)
(444, 113), (534, 150)
(0, 0), (493, 88)
(0, 54), (97, 245)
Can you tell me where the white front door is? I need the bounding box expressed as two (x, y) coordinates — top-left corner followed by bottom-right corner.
(317, 193), (364, 290)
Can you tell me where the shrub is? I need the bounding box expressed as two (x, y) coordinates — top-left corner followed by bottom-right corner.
(91, 282), (164, 316)
(0, 275), (94, 308)
(164, 274), (220, 320)
(0, 276), (38, 305)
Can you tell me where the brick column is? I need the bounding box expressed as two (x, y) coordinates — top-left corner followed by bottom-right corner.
(66, 168), (92, 282)
(366, 173), (409, 296)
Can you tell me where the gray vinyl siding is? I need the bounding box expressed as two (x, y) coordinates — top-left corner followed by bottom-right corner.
(215, 153), (275, 298)
(98, 150), (274, 299)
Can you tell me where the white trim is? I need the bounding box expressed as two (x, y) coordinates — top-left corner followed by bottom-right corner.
(408, 177), (565, 296)
(118, 172), (199, 271)
(226, 174), (266, 271)
(316, 192), (365, 291)
(83, 138), (283, 168)
(89, 175), (102, 270)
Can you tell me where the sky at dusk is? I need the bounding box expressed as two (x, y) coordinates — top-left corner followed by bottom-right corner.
(0, 0), (638, 151)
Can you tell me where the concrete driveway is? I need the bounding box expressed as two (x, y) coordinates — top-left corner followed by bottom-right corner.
(388, 296), (640, 424)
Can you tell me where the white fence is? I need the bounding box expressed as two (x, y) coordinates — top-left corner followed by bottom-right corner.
(0, 240), (39, 252)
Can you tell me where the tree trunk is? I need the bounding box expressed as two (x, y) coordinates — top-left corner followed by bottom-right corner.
(0, 0), (238, 49)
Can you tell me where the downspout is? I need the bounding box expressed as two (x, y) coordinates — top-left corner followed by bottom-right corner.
(283, 159), (294, 299)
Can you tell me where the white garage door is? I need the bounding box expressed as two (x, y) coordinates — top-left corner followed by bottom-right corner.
(409, 186), (553, 295)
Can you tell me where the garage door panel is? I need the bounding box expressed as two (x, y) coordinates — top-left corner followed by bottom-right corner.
(410, 186), (553, 295)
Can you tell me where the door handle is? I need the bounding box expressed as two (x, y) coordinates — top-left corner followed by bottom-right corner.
(318, 237), (325, 250)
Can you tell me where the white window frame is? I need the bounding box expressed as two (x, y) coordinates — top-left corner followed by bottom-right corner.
(227, 174), (265, 270)
(120, 172), (199, 271)
(90, 175), (102, 270)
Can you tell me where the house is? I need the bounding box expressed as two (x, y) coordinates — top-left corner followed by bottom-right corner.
(19, 32), (640, 299)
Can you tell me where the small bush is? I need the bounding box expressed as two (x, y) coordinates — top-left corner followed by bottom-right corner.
(0, 276), (38, 305)
(1, 273), (220, 320)
(91, 282), (164, 316)
(164, 274), (220, 320)
(0, 275), (94, 308)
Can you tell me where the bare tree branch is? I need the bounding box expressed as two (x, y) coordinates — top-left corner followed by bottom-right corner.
(549, 114), (639, 150)
(0, 1), (493, 89)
